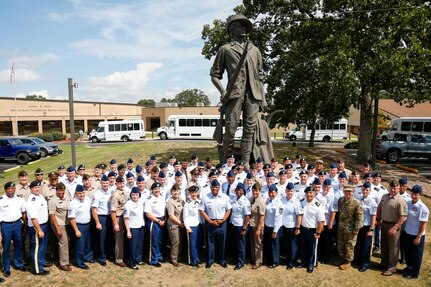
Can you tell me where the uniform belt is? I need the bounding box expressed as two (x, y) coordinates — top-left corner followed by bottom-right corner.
(382, 220), (396, 224)
(2, 218), (22, 224)
(156, 216), (165, 220)
(210, 219), (223, 221)
(301, 226), (316, 230)
(77, 222), (90, 225)
(98, 214), (109, 217)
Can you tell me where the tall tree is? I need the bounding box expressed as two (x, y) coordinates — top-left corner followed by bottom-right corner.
(137, 99), (156, 107)
(202, 1), (431, 159)
(26, 94), (46, 100)
(174, 89), (211, 107)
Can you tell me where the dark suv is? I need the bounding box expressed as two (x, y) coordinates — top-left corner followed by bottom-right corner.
(0, 138), (41, 164)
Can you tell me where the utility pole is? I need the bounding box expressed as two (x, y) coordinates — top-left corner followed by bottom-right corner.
(68, 78), (77, 168)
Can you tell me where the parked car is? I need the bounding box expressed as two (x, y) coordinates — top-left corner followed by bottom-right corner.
(0, 138), (41, 164)
(20, 137), (60, 157)
(377, 133), (431, 163)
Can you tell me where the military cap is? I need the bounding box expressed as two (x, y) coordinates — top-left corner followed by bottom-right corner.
(118, 164), (126, 170)
(411, 185), (422, 194)
(329, 163), (337, 169)
(29, 181), (41, 188)
(389, 180), (399, 187)
(135, 164), (143, 173)
(286, 182), (294, 190)
(130, 187), (140, 195)
(226, 14), (253, 33)
(312, 178), (321, 185)
(227, 170), (235, 177)
(58, 165), (65, 170)
(75, 185), (85, 192)
(236, 182), (246, 191)
(127, 158), (134, 164)
(268, 184), (278, 192)
(343, 184), (354, 191)
(67, 166), (75, 172)
(48, 171), (59, 179)
(210, 179), (220, 187)
(101, 175), (109, 182)
(188, 185), (199, 193)
(108, 171), (117, 177)
(110, 159), (117, 164)
(362, 182), (371, 189)
(285, 164), (293, 169)
(323, 179), (332, 186)
(399, 178), (407, 185)
(151, 182), (161, 189)
(126, 172), (134, 178)
(4, 182), (15, 190)
(115, 176), (125, 182)
(136, 175), (145, 182)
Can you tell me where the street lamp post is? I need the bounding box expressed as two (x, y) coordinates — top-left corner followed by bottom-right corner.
(68, 78), (78, 168)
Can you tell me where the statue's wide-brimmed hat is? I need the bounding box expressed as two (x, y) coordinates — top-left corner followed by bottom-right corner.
(226, 14), (253, 33)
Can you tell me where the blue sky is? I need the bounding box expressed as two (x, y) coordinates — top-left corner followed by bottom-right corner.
(0, 0), (241, 104)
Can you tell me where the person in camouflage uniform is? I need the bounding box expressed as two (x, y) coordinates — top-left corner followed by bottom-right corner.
(337, 184), (364, 270)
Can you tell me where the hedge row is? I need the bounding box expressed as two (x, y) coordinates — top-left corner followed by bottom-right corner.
(31, 132), (67, 142)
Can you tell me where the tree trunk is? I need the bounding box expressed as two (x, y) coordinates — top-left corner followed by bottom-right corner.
(357, 89), (373, 164)
(308, 116), (317, 147)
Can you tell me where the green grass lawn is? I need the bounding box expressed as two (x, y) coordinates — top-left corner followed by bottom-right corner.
(0, 141), (430, 287)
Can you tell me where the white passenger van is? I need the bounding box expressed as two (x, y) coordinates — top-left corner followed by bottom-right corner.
(381, 117), (431, 140)
(89, 120), (145, 143)
(157, 115), (242, 140)
(287, 119), (348, 142)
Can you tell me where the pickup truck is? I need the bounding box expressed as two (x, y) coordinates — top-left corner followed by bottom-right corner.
(0, 138), (41, 164)
(377, 133), (431, 163)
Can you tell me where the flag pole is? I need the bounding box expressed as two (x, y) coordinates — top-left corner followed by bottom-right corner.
(10, 63), (18, 136)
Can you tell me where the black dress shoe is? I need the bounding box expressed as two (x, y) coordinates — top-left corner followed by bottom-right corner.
(98, 261), (107, 267)
(13, 266), (28, 272)
(286, 264), (294, 270)
(220, 262), (228, 268)
(79, 264), (89, 270)
(0, 278), (4, 283)
(152, 262), (162, 267)
(359, 266), (368, 272)
(307, 267), (314, 273)
(87, 260), (95, 264)
(268, 264), (279, 269)
(35, 270), (50, 276)
(205, 263), (212, 269)
(233, 265), (243, 270)
(131, 266), (139, 270)
(43, 262), (53, 268)
(3, 271), (10, 277)
(403, 274), (418, 279)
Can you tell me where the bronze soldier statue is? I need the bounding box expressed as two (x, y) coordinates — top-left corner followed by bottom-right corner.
(211, 14), (272, 167)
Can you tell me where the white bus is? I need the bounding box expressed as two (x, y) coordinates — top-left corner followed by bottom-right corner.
(89, 120), (145, 143)
(287, 119), (348, 142)
(381, 117), (431, 140)
(157, 115), (242, 140)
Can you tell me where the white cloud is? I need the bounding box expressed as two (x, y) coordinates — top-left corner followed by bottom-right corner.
(0, 68), (41, 83)
(61, 0), (240, 61)
(77, 62), (163, 102)
(1, 51), (60, 69)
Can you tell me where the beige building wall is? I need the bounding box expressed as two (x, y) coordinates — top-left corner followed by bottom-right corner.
(0, 97), (142, 136)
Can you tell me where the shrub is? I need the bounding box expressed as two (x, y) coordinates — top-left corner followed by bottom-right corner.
(52, 132), (66, 141)
(344, 141), (359, 149)
(39, 133), (54, 142)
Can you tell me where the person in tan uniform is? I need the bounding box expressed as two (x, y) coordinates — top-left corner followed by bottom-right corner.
(82, 174), (97, 199)
(34, 168), (48, 187)
(42, 172), (61, 202)
(166, 184), (185, 266)
(15, 170), (31, 262)
(377, 179), (408, 276)
(49, 182), (71, 271)
(110, 176), (127, 267)
(16, 170), (31, 201)
(249, 182), (266, 269)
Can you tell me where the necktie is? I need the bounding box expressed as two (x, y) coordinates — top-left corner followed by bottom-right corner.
(227, 184), (231, 196)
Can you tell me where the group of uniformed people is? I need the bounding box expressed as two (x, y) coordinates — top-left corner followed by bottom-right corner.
(0, 154), (428, 282)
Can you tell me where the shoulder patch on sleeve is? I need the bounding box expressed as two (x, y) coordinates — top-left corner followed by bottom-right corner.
(315, 201), (320, 207)
(32, 197), (36, 201)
